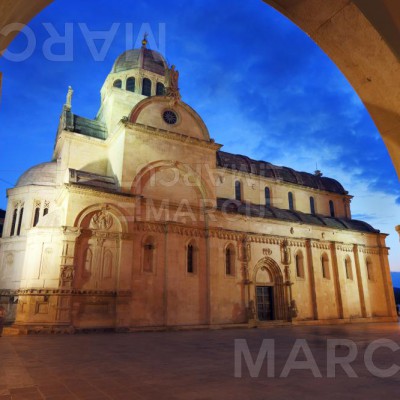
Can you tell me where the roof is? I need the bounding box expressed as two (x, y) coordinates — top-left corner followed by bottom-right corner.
(16, 162), (57, 188)
(217, 198), (379, 233)
(69, 169), (118, 192)
(72, 115), (107, 140)
(217, 151), (347, 195)
(112, 48), (168, 75)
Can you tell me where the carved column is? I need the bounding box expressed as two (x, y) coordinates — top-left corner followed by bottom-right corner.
(281, 239), (295, 321)
(239, 235), (253, 322)
(59, 227), (81, 288)
(56, 226), (81, 325)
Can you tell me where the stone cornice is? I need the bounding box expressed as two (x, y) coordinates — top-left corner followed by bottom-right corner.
(357, 246), (384, 255)
(336, 244), (354, 252)
(0, 288), (132, 297)
(124, 121), (222, 151)
(64, 183), (139, 201)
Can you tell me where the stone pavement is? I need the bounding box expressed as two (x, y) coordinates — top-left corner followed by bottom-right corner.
(1, 322), (400, 400)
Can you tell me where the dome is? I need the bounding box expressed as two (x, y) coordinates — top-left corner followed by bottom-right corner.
(112, 48), (168, 76)
(16, 162), (57, 188)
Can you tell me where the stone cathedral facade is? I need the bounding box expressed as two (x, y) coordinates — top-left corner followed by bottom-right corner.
(0, 41), (396, 333)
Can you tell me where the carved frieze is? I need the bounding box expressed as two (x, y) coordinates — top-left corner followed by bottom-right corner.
(90, 209), (114, 230)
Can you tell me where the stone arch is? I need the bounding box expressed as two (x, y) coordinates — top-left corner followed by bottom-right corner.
(74, 203), (129, 233)
(365, 256), (374, 281)
(224, 242), (236, 276)
(73, 204), (127, 290)
(294, 250), (305, 279)
(253, 257), (286, 321)
(344, 255), (353, 280)
(131, 160), (214, 201)
(2, 2), (400, 177)
(129, 96), (210, 140)
(185, 237), (198, 274)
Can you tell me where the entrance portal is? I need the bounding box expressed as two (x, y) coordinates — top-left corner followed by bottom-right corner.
(256, 286), (274, 321)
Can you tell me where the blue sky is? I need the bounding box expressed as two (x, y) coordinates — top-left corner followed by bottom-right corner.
(1, 0), (400, 269)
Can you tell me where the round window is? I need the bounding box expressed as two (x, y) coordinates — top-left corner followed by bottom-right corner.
(163, 110), (178, 125)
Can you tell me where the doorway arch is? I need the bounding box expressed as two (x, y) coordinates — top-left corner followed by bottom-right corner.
(252, 257), (286, 321)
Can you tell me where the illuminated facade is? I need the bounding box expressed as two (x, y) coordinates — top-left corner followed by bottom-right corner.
(0, 42), (396, 332)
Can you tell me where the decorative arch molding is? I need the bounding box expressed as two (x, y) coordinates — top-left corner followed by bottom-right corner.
(131, 159), (214, 201)
(74, 203), (129, 233)
(252, 257), (286, 321)
(253, 257), (284, 284)
(128, 96), (210, 140)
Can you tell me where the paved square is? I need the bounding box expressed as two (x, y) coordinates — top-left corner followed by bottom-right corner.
(1, 322), (400, 399)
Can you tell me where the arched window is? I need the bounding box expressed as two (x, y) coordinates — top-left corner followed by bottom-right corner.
(113, 79), (122, 88)
(329, 200), (335, 217)
(187, 242), (196, 274)
(84, 248), (93, 273)
(225, 244), (235, 276)
(345, 257), (353, 280)
(295, 251), (305, 278)
(235, 181), (242, 201)
(321, 253), (330, 279)
(366, 258), (373, 281)
(33, 206), (40, 227)
(43, 207), (49, 216)
(288, 192), (294, 210)
(265, 187), (271, 207)
(142, 78), (152, 96)
(102, 250), (113, 279)
(10, 208), (18, 236)
(156, 82), (165, 96)
(126, 77), (135, 92)
(310, 197), (315, 215)
(143, 237), (155, 273)
(16, 207), (24, 236)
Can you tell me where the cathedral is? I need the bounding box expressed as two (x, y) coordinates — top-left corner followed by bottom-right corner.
(0, 38), (396, 333)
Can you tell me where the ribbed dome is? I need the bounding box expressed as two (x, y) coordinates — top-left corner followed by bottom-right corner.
(16, 162), (57, 188)
(112, 48), (168, 76)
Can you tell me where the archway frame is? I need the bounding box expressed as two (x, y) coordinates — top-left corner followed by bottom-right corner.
(252, 256), (286, 321)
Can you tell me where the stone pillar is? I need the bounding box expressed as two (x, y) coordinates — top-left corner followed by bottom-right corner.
(353, 244), (367, 318)
(55, 226), (80, 326)
(115, 233), (134, 330)
(330, 242), (344, 319)
(239, 236), (253, 323)
(163, 223), (169, 327)
(377, 242), (397, 319)
(305, 240), (318, 320)
(281, 239), (295, 321)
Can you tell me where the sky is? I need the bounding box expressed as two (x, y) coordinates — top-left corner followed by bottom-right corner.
(1, 0), (400, 270)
